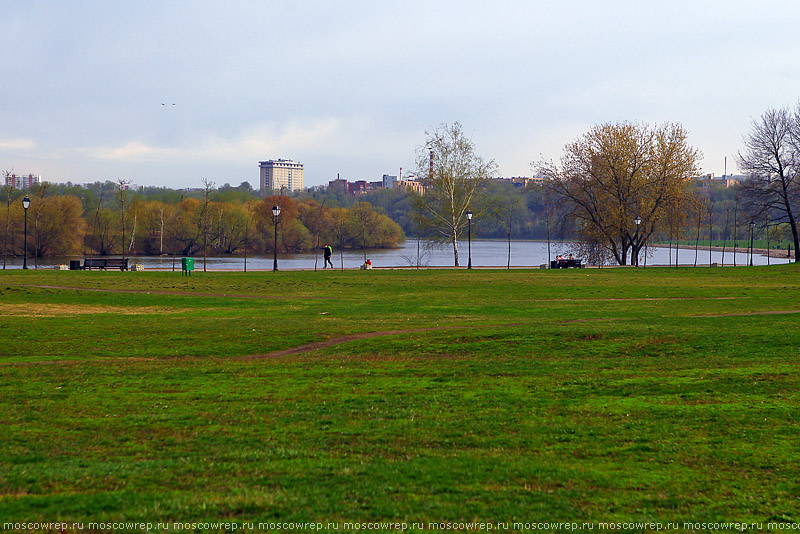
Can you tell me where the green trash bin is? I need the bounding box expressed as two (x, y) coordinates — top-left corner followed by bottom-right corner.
(181, 257), (194, 276)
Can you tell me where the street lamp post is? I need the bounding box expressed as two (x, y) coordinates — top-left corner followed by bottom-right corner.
(272, 205), (281, 271)
(749, 220), (755, 266)
(634, 215), (641, 266)
(766, 222), (770, 266)
(466, 210), (473, 269)
(22, 195), (30, 270)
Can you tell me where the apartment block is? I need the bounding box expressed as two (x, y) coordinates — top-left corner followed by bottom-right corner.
(259, 159), (304, 194)
(4, 173), (41, 189)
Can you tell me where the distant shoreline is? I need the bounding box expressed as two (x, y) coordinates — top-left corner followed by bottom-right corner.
(660, 243), (794, 259)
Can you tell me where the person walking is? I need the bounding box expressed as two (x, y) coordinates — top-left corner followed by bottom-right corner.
(323, 244), (334, 269)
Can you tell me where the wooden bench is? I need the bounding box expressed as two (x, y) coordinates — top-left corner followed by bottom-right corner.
(82, 258), (129, 271)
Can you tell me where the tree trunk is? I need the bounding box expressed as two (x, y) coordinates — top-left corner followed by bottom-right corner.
(451, 230), (460, 267)
(2, 196), (10, 270)
(708, 213), (713, 266)
(631, 244), (641, 267)
(694, 206), (701, 267)
(159, 208), (165, 255)
(668, 226), (672, 267)
(507, 230), (511, 269)
(721, 207), (729, 267)
(789, 216), (800, 263)
(733, 204), (738, 267)
(782, 193), (800, 263)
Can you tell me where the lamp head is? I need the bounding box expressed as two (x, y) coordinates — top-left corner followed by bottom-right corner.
(634, 215), (641, 226)
(466, 210), (473, 220)
(22, 195), (30, 210)
(272, 205), (281, 217)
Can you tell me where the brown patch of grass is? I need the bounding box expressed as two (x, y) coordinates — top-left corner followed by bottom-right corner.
(664, 397), (727, 406)
(581, 333), (605, 341)
(692, 310), (800, 318)
(0, 303), (179, 317)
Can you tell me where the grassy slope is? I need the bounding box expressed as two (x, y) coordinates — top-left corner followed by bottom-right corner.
(1, 266), (799, 529)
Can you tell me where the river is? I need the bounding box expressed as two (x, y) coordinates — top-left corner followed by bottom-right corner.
(0, 240), (791, 270)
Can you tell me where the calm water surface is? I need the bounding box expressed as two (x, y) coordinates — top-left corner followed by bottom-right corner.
(1, 240), (790, 270)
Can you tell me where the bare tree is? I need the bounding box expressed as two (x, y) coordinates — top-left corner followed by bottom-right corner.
(721, 205), (730, 266)
(737, 106), (800, 262)
(538, 122), (701, 265)
(199, 178), (215, 272)
(707, 200), (714, 266)
(733, 192), (740, 266)
(116, 179), (131, 260)
(414, 122), (497, 266)
(158, 203), (166, 254)
(31, 183), (50, 269)
(2, 176), (15, 269)
(694, 197), (704, 267)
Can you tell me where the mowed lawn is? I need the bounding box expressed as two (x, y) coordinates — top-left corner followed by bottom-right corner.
(1, 266), (799, 530)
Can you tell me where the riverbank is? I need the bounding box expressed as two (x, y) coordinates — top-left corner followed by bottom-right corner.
(665, 243), (794, 259)
(2, 240), (793, 270)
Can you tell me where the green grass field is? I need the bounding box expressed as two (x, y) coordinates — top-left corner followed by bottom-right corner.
(1, 266), (799, 533)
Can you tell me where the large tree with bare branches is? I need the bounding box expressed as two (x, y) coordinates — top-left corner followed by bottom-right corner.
(537, 122), (701, 265)
(737, 106), (800, 261)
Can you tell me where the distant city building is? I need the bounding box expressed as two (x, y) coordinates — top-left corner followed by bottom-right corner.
(493, 176), (544, 188)
(393, 179), (425, 195)
(4, 173), (41, 189)
(259, 159), (304, 195)
(328, 177), (348, 193)
(349, 180), (367, 195)
(382, 174), (398, 189)
(327, 173), (427, 196)
(693, 173), (747, 188)
(345, 180), (383, 195)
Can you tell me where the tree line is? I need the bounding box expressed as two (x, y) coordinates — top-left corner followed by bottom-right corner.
(0, 164), (555, 264)
(0, 179), (404, 264)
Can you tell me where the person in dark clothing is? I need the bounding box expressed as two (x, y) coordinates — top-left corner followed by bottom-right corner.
(323, 244), (334, 268)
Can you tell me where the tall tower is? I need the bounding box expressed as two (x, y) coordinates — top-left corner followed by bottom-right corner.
(259, 159), (304, 195)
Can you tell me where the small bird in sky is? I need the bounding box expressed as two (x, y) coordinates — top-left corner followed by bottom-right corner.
(161, 103), (176, 106)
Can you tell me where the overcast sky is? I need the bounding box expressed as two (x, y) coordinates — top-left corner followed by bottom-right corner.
(2, 0), (799, 189)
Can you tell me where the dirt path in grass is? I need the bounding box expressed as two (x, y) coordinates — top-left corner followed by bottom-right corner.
(3, 306), (799, 366)
(247, 310), (800, 358)
(0, 323), (522, 366)
(242, 324), (523, 359)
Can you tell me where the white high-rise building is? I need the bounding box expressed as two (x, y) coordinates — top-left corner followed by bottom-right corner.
(4, 173), (41, 189)
(259, 159), (304, 194)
